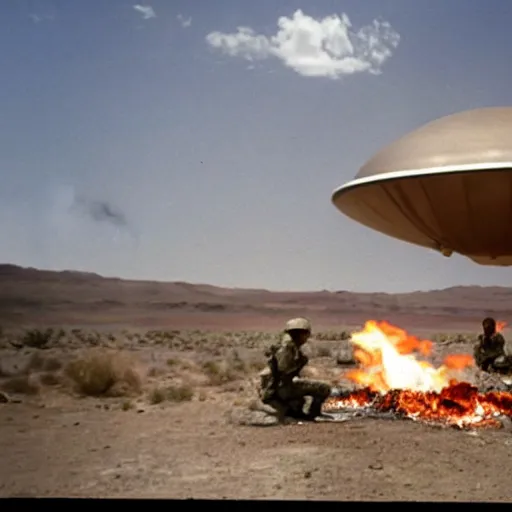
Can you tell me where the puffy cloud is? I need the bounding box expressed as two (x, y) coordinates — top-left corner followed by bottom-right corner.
(133, 4), (156, 20)
(206, 10), (400, 79)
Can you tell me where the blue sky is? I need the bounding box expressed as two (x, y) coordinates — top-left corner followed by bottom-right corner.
(1, 0), (512, 292)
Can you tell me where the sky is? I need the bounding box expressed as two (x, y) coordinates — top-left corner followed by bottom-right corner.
(1, 0), (512, 293)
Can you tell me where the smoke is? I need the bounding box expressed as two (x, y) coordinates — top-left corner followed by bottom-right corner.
(72, 195), (129, 228)
(49, 185), (139, 242)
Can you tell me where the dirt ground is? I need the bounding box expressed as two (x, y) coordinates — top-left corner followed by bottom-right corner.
(0, 329), (512, 502)
(1, 392), (512, 500)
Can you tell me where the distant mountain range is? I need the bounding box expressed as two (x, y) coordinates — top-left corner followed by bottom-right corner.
(0, 264), (509, 332)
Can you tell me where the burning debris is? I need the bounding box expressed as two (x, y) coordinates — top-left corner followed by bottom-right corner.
(323, 320), (512, 429)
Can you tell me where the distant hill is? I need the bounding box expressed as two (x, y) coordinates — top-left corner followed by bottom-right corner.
(0, 264), (510, 332)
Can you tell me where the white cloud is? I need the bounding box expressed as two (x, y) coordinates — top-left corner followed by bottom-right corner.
(205, 10), (400, 79)
(133, 4), (156, 20)
(29, 13), (55, 23)
(177, 14), (192, 28)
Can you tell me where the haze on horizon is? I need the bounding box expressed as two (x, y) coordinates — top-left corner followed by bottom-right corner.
(1, 0), (512, 293)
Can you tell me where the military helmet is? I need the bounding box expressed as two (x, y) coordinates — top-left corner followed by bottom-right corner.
(284, 317), (312, 333)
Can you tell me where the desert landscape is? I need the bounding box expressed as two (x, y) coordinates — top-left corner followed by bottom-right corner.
(1, 263), (512, 501)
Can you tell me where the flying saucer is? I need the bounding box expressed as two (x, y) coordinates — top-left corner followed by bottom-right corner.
(331, 107), (512, 266)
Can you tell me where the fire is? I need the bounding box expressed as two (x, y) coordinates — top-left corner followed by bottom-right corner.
(345, 320), (473, 394)
(326, 320), (512, 428)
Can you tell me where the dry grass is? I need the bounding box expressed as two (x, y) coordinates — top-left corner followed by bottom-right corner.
(148, 384), (194, 404)
(121, 400), (135, 411)
(64, 349), (142, 397)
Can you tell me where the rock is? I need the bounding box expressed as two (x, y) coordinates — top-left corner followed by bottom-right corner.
(475, 372), (511, 393)
(499, 416), (512, 431)
(227, 407), (280, 427)
(0, 391), (11, 403)
(335, 342), (356, 365)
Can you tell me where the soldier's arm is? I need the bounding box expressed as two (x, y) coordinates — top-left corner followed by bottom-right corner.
(473, 338), (485, 365)
(275, 343), (301, 376)
(491, 333), (506, 354)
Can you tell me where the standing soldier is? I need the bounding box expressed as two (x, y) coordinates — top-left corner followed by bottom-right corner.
(259, 317), (332, 421)
(474, 317), (512, 374)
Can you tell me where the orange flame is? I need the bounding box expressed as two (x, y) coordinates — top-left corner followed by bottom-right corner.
(326, 320), (512, 428)
(345, 320), (473, 394)
(497, 321), (507, 332)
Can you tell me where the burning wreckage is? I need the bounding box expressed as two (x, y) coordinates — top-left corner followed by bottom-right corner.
(321, 320), (512, 430)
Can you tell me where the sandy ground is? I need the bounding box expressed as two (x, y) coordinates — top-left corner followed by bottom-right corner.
(1, 394), (512, 501)
(0, 331), (511, 502)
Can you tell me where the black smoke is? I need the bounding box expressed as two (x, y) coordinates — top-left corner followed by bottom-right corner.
(71, 194), (132, 232)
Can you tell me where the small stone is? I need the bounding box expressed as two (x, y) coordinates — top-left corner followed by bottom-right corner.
(369, 462), (383, 470)
(304, 471), (312, 479)
(137, 409), (145, 413)
(73, 421), (80, 426)
(0, 391), (11, 403)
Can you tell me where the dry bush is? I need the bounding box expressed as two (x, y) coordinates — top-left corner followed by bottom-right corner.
(201, 350), (265, 386)
(433, 332), (476, 345)
(20, 328), (54, 349)
(148, 384), (194, 404)
(39, 372), (61, 387)
(312, 342), (334, 358)
(121, 400), (134, 411)
(64, 349), (142, 397)
(315, 330), (352, 342)
(1, 375), (40, 395)
(23, 353), (63, 373)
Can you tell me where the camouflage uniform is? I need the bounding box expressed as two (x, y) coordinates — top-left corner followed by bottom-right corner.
(474, 332), (512, 373)
(259, 318), (331, 420)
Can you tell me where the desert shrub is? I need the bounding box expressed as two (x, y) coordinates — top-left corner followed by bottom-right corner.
(148, 384), (194, 404)
(42, 357), (62, 372)
(1, 375), (40, 395)
(64, 350), (142, 397)
(23, 353), (63, 374)
(315, 330), (352, 342)
(121, 400), (134, 411)
(201, 350), (264, 385)
(202, 360), (238, 385)
(314, 342), (334, 358)
(39, 372), (61, 387)
(21, 328), (54, 348)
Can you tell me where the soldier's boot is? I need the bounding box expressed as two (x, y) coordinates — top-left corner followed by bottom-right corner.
(260, 398), (289, 421)
(286, 398), (309, 420)
(306, 399), (326, 420)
